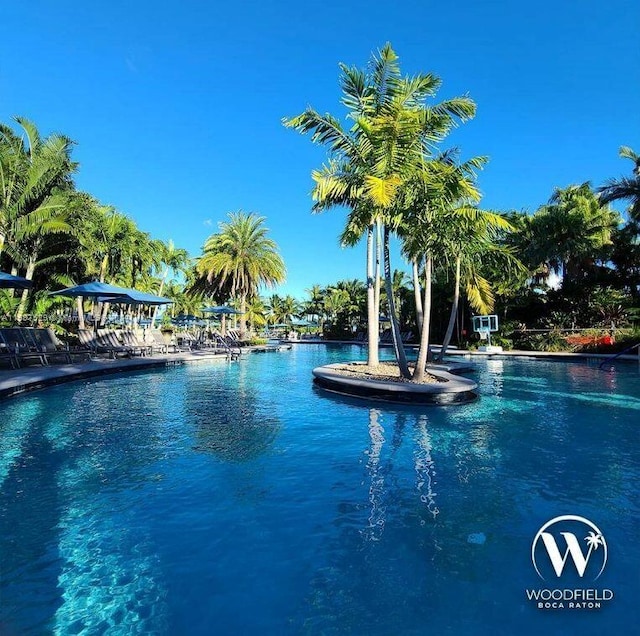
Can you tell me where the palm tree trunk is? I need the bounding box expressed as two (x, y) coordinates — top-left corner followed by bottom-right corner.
(99, 302), (110, 328)
(412, 259), (423, 333)
(240, 294), (247, 337)
(151, 268), (168, 328)
(437, 256), (461, 362)
(16, 257), (37, 322)
(366, 225), (379, 366)
(383, 226), (410, 378)
(413, 254), (433, 382)
(375, 220), (382, 328)
(77, 297), (85, 330)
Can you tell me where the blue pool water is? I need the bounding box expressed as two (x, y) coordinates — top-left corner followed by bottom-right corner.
(0, 346), (638, 635)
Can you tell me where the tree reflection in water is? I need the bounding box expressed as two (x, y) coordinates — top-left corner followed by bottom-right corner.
(187, 366), (281, 462)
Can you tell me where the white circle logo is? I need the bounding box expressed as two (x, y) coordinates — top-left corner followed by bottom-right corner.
(531, 515), (607, 581)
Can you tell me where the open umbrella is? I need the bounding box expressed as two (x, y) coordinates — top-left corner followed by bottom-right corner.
(202, 306), (243, 336)
(50, 281), (140, 299)
(51, 282), (173, 329)
(97, 290), (174, 306)
(0, 271), (33, 290)
(202, 306), (243, 315)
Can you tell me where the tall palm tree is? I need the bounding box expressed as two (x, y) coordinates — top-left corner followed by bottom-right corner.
(0, 118), (76, 320)
(0, 117), (76, 260)
(151, 239), (190, 327)
(598, 146), (640, 222)
(196, 212), (286, 336)
(433, 209), (521, 360)
(285, 44), (475, 376)
(531, 183), (618, 286)
(400, 156), (490, 381)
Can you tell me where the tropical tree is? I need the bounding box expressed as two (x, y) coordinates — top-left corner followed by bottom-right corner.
(0, 118), (78, 320)
(598, 146), (640, 221)
(284, 44), (476, 377)
(433, 209), (522, 360)
(151, 239), (189, 327)
(0, 117), (76, 260)
(244, 297), (268, 334)
(537, 184), (618, 286)
(195, 212), (286, 336)
(302, 284), (326, 329)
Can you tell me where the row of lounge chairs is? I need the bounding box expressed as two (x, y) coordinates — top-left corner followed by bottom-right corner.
(0, 327), (92, 368)
(0, 326), (247, 370)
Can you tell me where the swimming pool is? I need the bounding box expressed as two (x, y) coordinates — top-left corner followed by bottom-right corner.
(1, 346), (638, 634)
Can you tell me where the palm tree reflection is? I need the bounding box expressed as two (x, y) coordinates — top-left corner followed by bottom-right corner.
(414, 414), (439, 520)
(362, 408), (386, 541)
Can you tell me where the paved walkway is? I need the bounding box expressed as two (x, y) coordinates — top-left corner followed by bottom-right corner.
(0, 350), (233, 399)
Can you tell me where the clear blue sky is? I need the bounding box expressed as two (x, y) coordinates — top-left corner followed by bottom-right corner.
(1, 0), (638, 299)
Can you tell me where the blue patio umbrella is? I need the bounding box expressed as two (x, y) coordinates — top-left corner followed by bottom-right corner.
(202, 306), (243, 335)
(0, 271), (33, 290)
(202, 306), (243, 315)
(51, 282), (173, 329)
(96, 290), (174, 306)
(50, 281), (138, 299)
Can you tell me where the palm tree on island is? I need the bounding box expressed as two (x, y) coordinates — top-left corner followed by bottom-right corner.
(284, 43), (476, 379)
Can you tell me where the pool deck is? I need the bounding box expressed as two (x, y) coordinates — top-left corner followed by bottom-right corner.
(0, 345), (291, 400)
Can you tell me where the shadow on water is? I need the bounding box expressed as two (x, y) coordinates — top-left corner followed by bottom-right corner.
(0, 403), (64, 635)
(0, 376), (175, 635)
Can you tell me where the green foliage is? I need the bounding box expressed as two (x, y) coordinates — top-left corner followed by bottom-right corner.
(514, 330), (571, 352)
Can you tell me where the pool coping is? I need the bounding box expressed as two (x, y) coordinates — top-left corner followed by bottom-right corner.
(312, 362), (478, 405)
(0, 350), (233, 400)
(284, 339), (640, 362)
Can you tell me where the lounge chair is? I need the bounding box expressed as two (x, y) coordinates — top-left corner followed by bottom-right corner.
(0, 337), (17, 369)
(24, 328), (71, 364)
(121, 330), (153, 356)
(147, 329), (178, 354)
(99, 330), (147, 357)
(0, 328), (48, 367)
(175, 331), (196, 351)
(79, 329), (130, 359)
(40, 328), (92, 362)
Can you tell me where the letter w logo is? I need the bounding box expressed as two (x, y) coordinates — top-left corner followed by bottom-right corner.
(540, 532), (590, 577)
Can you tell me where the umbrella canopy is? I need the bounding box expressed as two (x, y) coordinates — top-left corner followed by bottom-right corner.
(203, 305), (243, 315)
(171, 314), (200, 324)
(0, 271), (33, 290)
(50, 281), (136, 299)
(291, 318), (312, 327)
(98, 291), (173, 306)
(51, 282), (172, 305)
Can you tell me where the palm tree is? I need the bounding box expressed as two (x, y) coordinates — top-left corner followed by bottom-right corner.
(0, 118), (77, 320)
(303, 284), (326, 329)
(284, 44), (475, 377)
(433, 209), (521, 360)
(400, 157), (491, 381)
(529, 184), (618, 287)
(196, 212), (286, 336)
(598, 146), (640, 221)
(151, 239), (189, 327)
(0, 117), (76, 260)
(244, 297), (268, 334)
